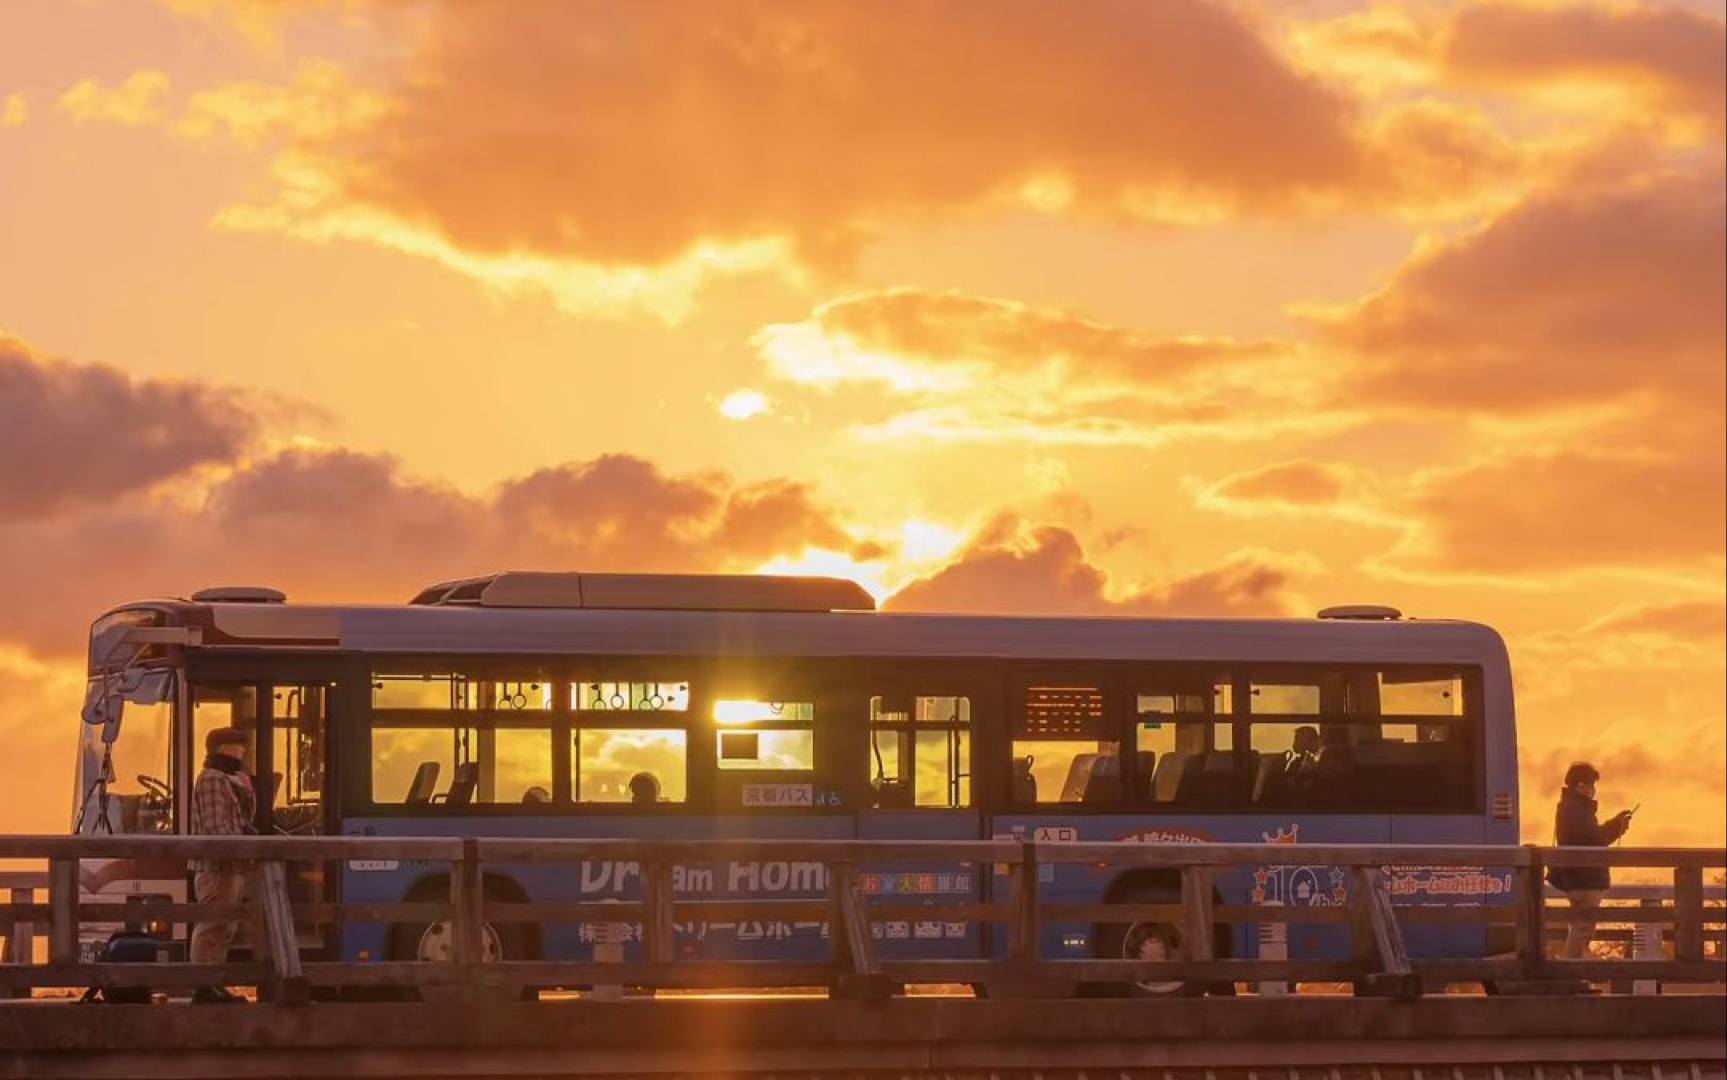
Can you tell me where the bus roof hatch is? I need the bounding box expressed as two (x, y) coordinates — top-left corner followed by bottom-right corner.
(409, 571), (876, 613)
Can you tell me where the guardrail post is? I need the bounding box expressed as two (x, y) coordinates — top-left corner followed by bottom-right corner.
(642, 861), (675, 966)
(452, 839), (485, 986)
(590, 897), (626, 1001)
(1632, 898), (1662, 995)
(1006, 840), (1037, 965)
(249, 861), (309, 1005)
(1673, 865), (1705, 963)
(986, 840), (1043, 999)
(1180, 866), (1215, 963)
(1255, 899), (1288, 996)
(829, 862), (888, 1000)
(1349, 867), (1418, 999)
(3, 885), (35, 966)
(1514, 848), (1547, 980)
(47, 859), (78, 967)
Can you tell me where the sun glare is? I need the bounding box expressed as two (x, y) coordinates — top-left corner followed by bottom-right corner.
(898, 519), (964, 565)
(719, 389), (770, 420)
(756, 548), (887, 603)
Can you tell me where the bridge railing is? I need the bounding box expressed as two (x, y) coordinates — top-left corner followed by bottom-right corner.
(0, 836), (1720, 1002)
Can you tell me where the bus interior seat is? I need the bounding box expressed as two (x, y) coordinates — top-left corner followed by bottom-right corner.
(1252, 753), (1288, 803)
(1081, 754), (1122, 804)
(443, 762), (480, 807)
(1011, 758), (1037, 805)
(1150, 752), (1196, 803)
(1059, 753), (1098, 803)
(1352, 742), (1449, 806)
(1136, 751), (1157, 800)
(405, 762), (441, 805)
(1184, 751), (1258, 804)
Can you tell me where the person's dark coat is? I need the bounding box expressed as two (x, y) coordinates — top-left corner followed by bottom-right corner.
(1548, 788), (1627, 891)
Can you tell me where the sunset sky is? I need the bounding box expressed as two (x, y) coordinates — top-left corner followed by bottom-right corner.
(1, 0), (1722, 844)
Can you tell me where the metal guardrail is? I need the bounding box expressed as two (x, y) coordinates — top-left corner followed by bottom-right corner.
(0, 837), (1721, 1002)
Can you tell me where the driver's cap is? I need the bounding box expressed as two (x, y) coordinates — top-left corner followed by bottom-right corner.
(204, 726), (249, 754)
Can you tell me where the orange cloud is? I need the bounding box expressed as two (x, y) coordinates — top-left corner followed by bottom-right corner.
(295, 1), (1359, 266)
(173, 60), (389, 147)
(1388, 444), (1723, 577)
(1585, 598), (1726, 645)
(134, 1), (1550, 311)
(884, 517), (1313, 617)
(57, 71), (172, 127)
(0, 336), (257, 523)
(1, 93), (25, 128)
(1193, 460), (1365, 513)
(756, 288), (1330, 446)
(769, 288), (1279, 385)
(1325, 167), (1725, 415)
(1444, 2), (1726, 138)
(1342, 157), (1727, 580)
(1312, 164), (1726, 578)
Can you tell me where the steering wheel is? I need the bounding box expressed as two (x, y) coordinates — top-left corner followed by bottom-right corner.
(137, 774), (171, 802)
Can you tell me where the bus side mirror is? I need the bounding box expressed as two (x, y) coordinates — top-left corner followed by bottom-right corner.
(81, 685), (121, 728)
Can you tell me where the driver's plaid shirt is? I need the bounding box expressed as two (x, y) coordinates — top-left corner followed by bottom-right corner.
(190, 768), (253, 872)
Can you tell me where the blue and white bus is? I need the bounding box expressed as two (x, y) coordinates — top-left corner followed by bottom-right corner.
(74, 571), (1519, 993)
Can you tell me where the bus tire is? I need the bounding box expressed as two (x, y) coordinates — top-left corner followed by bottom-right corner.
(386, 879), (534, 1003)
(1091, 886), (1206, 999)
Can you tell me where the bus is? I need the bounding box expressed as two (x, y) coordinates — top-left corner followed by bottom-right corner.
(73, 571), (1518, 994)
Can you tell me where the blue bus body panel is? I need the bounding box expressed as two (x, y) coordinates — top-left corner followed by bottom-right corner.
(991, 813), (1390, 962)
(856, 811), (983, 960)
(342, 811), (1495, 966)
(1389, 815), (1504, 959)
(341, 814), (852, 962)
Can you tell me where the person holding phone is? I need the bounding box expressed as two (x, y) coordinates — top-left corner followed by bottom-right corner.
(1548, 761), (1635, 960)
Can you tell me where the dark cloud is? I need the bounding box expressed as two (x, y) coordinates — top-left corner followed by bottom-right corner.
(884, 517), (1308, 617)
(0, 447), (864, 658)
(0, 336), (256, 522)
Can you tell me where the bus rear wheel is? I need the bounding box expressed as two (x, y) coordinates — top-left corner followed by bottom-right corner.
(1090, 888), (1206, 999)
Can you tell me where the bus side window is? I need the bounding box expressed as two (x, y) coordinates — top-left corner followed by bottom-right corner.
(1246, 668), (1474, 812)
(869, 695), (970, 809)
(1135, 680), (1234, 807)
(574, 728), (688, 803)
(713, 700), (815, 771)
(1011, 683), (1116, 806)
(369, 724), (554, 806)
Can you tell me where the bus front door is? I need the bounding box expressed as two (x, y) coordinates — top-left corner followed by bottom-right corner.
(262, 683), (336, 953)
